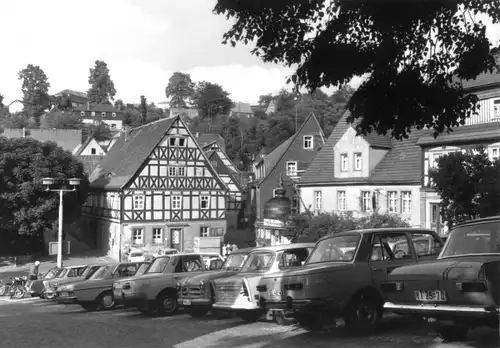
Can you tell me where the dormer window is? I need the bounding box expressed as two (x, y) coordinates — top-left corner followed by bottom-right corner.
(340, 153), (348, 171)
(111, 112), (117, 117)
(286, 161), (297, 176)
(80, 111), (85, 117)
(493, 99), (500, 119)
(354, 153), (362, 171)
(169, 137), (186, 147)
(303, 135), (313, 149)
(101, 112), (106, 117)
(91, 112), (95, 117)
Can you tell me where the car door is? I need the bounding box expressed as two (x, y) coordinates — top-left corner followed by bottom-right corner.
(369, 231), (416, 295)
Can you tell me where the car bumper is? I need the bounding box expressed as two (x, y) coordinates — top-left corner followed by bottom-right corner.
(212, 301), (259, 311)
(56, 296), (78, 304)
(384, 302), (500, 318)
(259, 297), (328, 312)
(177, 298), (212, 307)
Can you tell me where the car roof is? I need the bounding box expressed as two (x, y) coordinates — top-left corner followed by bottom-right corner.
(119, 261), (149, 266)
(176, 252), (223, 257)
(453, 215), (500, 228)
(64, 265), (88, 269)
(319, 228), (438, 241)
(247, 243), (315, 253)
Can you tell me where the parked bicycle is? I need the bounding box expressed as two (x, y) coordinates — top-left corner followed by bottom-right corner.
(0, 276), (11, 296)
(9, 276), (28, 299)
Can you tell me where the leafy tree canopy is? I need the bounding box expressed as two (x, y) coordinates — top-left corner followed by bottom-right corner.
(114, 99), (125, 111)
(18, 64), (51, 123)
(139, 95), (148, 123)
(0, 94), (4, 108)
(40, 110), (82, 130)
(87, 60), (117, 104)
(194, 81), (234, 118)
(0, 138), (88, 245)
(214, 0), (500, 139)
(429, 148), (500, 228)
(165, 72), (196, 109)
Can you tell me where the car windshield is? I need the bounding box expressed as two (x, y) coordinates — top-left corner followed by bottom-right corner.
(84, 266), (101, 279)
(89, 266), (112, 280)
(58, 269), (68, 278)
(146, 257), (170, 274)
(307, 235), (361, 264)
(440, 221), (500, 258)
(135, 263), (149, 276)
(221, 253), (247, 271)
(44, 268), (62, 280)
(240, 252), (274, 272)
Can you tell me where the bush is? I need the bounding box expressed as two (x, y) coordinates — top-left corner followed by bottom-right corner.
(287, 212), (410, 243)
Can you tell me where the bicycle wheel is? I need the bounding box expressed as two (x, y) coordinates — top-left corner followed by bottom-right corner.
(12, 286), (26, 299)
(0, 285), (6, 296)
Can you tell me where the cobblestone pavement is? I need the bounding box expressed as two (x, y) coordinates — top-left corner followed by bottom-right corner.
(0, 297), (497, 348)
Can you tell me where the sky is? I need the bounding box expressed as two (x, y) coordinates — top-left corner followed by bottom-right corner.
(1, 1), (500, 108)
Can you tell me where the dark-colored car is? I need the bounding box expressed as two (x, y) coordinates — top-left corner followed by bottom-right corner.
(257, 228), (444, 331)
(382, 216), (500, 341)
(56, 262), (149, 311)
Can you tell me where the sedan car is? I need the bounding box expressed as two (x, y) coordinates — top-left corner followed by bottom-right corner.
(57, 262), (148, 311)
(257, 228), (443, 332)
(382, 216), (500, 341)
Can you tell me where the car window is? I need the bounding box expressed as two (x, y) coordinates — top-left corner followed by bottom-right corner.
(146, 257), (171, 274)
(135, 263), (149, 276)
(307, 235), (360, 264)
(44, 268), (62, 280)
(241, 252), (275, 272)
(58, 269), (68, 278)
(67, 267), (86, 277)
(84, 266), (101, 279)
(371, 233), (411, 261)
(278, 248), (310, 270)
(407, 233), (443, 259)
(89, 266), (112, 280)
(182, 256), (203, 272)
(115, 264), (137, 277)
(440, 221), (500, 258)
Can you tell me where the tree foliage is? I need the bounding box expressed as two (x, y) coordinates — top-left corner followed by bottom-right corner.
(429, 148), (500, 228)
(139, 95), (148, 124)
(283, 212), (410, 243)
(194, 81), (234, 118)
(214, 0), (500, 139)
(18, 64), (51, 123)
(0, 94), (4, 108)
(165, 72), (196, 109)
(87, 60), (117, 104)
(0, 137), (88, 249)
(40, 110), (82, 129)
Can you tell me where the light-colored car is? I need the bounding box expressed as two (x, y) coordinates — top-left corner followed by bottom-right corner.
(383, 216), (500, 342)
(177, 248), (254, 317)
(153, 248), (179, 258)
(56, 262), (149, 311)
(257, 228), (443, 332)
(211, 243), (314, 323)
(129, 250), (146, 263)
(113, 252), (224, 316)
(41, 265), (95, 298)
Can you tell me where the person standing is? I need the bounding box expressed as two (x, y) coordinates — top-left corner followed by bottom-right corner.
(29, 260), (40, 281)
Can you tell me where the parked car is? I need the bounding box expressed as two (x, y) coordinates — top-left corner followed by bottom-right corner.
(112, 252), (225, 316)
(382, 216), (500, 341)
(257, 228), (443, 331)
(129, 250), (146, 263)
(212, 243), (314, 323)
(153, 248), (178, 258)
(37, 264), (98, 298)
(56, 262), (149, 311)
(28, 267), (63, 297)
(177, 248), (254, 317)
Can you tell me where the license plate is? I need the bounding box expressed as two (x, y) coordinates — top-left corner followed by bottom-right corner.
(414, 290), (447, 302)
(268, 289), (283, 297)
(182, 299), (191, 305)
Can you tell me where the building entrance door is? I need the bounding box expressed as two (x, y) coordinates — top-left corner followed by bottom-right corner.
(170, 228), (183, 251)
(430, 203), (446, 237)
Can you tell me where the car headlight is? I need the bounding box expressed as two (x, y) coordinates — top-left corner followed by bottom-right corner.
(175, 282), (181, 292)
(65, 284), (75, 291)
(199, 280), (205, 291)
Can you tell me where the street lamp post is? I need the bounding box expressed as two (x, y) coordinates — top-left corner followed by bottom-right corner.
(42, 177), (81, 268)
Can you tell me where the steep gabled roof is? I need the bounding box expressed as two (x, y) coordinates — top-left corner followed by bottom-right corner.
(258, 112), (325, 185)
(89, 118), (177, 189)
(2, 128), (82, 153)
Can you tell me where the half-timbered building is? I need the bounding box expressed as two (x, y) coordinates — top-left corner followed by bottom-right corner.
(81, 116), (228, 260)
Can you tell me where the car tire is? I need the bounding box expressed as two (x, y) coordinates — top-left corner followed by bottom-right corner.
(96, 291), (116, 311)
(345, 292), (383, 334)
(275, 313), (296, 326)
(241, 310), (262, 323)
(186, 306), (210, 318)
(436, 325), (469, 342)
(156, 292), (179, 316)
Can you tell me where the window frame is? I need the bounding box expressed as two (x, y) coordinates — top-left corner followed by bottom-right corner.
(133, 194), (145, 210)
(303, 135), (313, 149)
(91, 148), (96, 155)
(171, 196), (182, 210)
(401, 191), (412, 214)
(314, 191), (322, 211)
(489, 145), (500, 162)
(200, 196), (210, 210)
(387, 191), (398, 213)
(493, 98), (500, 119)
(132, 228), (144, 245)
(101, 112), (106, 118)
(152, 228), (163, 244)
(168, 167), (176, 176)
(200, 226), (210, 237)
(80, 111), (85, 117)
(178, 167), (186, 176)
(361, 191), (371, 212)
(111, 112), (117, 118)
(286, 161), (298, 176)
(337, 191), (346, 211)
(354, 153), (362, 171)
(340, 153), (348, 171)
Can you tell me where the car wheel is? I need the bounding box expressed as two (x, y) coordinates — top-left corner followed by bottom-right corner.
(436, 325), (469, 342)
(275, 312), (296, 326)
(345, 292), (383, 334)
(156, 293), (179, 316)
(0, 285), (6, 296)
(97, 291), (116, 311)
(186, 306), (210, 318)
(241, 310), (262, 323)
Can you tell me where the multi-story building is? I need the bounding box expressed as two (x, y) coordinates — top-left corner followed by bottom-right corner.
(81, 116), (228, 260)
(73, 104), (124, 130)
